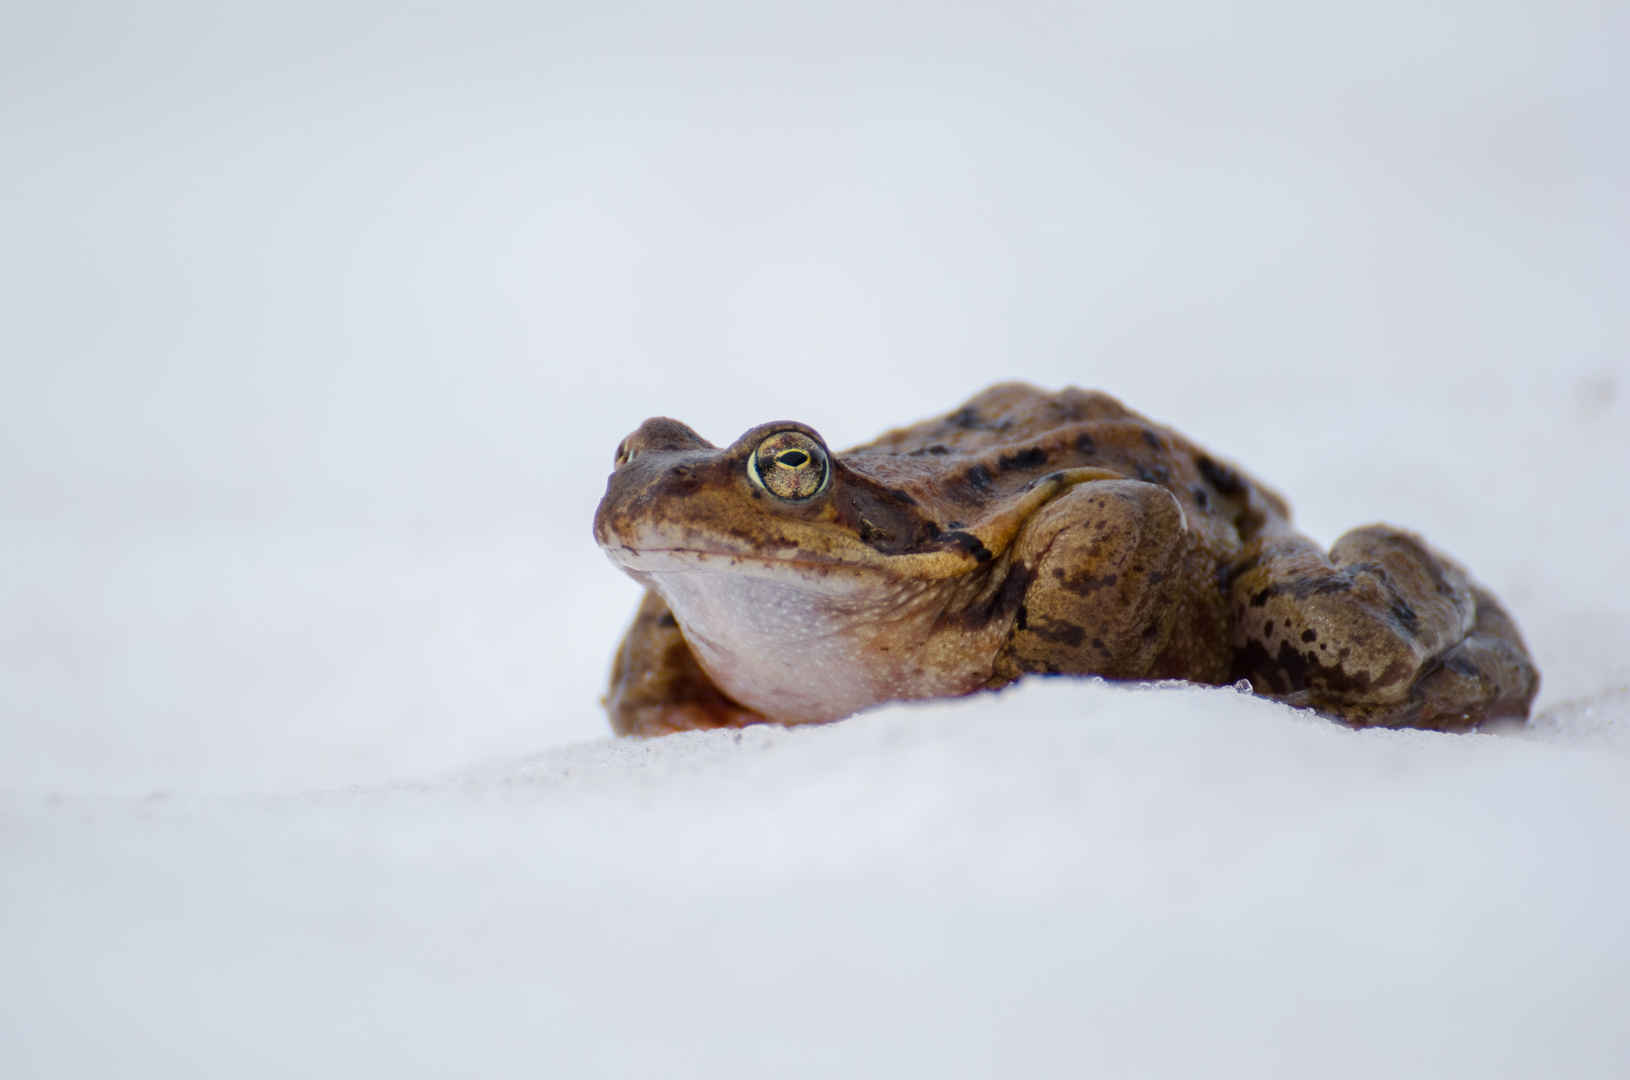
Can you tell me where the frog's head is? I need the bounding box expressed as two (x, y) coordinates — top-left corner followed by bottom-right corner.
(593, 416), (986, 589)
(592, 408), (1133, 724)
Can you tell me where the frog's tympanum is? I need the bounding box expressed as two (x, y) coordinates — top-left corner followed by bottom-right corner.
(594, 384), (1538, 736)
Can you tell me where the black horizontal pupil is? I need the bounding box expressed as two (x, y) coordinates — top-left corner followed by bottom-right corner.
(777, 450), (809, 468)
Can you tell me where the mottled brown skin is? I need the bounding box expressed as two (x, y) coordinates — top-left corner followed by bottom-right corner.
(594, 384), (1538, 736)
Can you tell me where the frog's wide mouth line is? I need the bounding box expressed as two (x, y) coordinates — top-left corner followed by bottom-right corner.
(602, 543), (868, 575)
(603, 539), (992, 588)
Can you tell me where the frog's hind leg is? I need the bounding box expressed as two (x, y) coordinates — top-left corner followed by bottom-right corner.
(1229, 526), (1538, 731)
(993, 479), (1194, 682)
(604, 589), (767, 736)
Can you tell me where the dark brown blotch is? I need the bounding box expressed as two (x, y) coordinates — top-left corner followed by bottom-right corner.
(1195, 454), (1245, 497)
(1029, 617), (1086, 647)
(1061, 572), (1118, 597)
(949, 535), (994, 563)
(1391, 602), (1419, 632)
(998, 447), (1049, 471)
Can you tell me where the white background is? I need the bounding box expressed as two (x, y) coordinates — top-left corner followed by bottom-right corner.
(2, 2), (1628, 1076)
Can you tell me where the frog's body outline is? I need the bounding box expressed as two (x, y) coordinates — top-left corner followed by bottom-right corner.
(593, 384), (1538, 735)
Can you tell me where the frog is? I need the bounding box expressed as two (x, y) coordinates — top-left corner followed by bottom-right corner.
(593, 383), (1538, 736)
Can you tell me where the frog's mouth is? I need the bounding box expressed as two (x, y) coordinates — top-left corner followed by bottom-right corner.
(601, 541), (884, 587)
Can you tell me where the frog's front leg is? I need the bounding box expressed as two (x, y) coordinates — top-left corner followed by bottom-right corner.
(604, 589), (767, 736)
(992, 480), (1194, 681)
(1229, 526), (1538, 731)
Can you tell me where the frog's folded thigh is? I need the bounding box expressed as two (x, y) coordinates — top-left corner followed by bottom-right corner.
(996, 479), (1191, 681)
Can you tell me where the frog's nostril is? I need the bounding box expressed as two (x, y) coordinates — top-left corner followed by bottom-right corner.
(671, 466), (692, 478)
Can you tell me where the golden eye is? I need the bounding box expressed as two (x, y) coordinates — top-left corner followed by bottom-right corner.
(748, 431), (829, 500)
(614, 439), (636, 467)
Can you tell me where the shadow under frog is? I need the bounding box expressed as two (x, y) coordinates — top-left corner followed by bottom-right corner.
(593, 384), (1538, 736)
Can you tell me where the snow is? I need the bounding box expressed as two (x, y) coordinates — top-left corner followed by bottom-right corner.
(3, 1), (1630, 1077)
(7, 683), (1630, 1077)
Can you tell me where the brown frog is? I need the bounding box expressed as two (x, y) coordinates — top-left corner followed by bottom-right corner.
(593, 384), (1537, 736)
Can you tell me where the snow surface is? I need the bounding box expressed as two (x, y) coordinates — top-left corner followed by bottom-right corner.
(3, 1), (1630, 1077)
(7, 683), (1630, 1078)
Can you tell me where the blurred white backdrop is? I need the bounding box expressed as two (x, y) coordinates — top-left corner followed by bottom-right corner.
(2, 0), (1627, 793)
(7, 6), (1630, 1079)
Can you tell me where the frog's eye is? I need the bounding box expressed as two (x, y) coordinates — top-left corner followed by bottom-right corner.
(614, 439), (636, 467)
(748, 431), (830, 501)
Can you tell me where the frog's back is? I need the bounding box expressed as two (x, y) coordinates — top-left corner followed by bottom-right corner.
(844, 383), (1288, 546)
(849, 383), (1134, 455)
